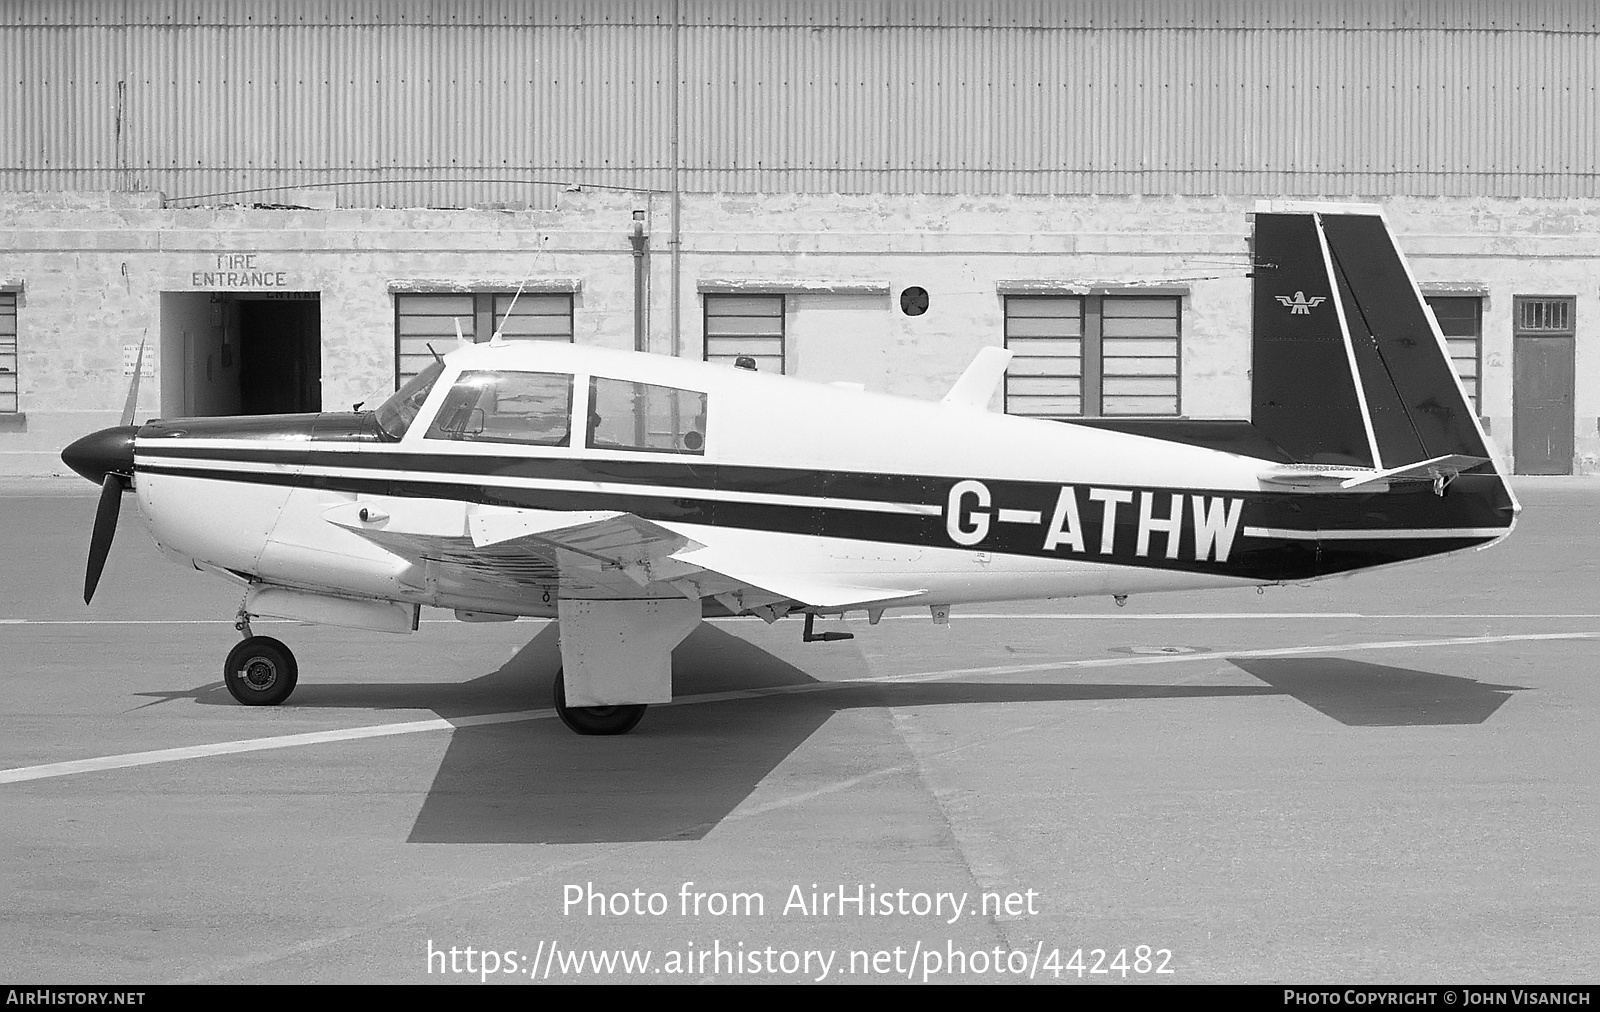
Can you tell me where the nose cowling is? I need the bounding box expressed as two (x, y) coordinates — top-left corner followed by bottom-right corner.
(61, 425), (138, 485)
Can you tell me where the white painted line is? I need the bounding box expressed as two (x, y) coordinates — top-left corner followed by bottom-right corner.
(894, 612), (1371, 620)
(5, 613), (1599, 626)
(872, 631), (1600, 683)
(2, 630), (1593, 788)
(0, 708), (554, 785)
(0, 618), (298, 626)
(1243, 526), (1508, 540)
(0, 618), (545, 626)
(874, 612), (1600, 621)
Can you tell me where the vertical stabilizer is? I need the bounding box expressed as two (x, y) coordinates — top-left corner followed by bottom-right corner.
(1251, 212), (1377, 466)
(1251, 204), (1491, 470)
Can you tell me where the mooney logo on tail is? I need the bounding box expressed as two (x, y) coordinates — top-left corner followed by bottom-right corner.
(1275, 291), (1327, 315)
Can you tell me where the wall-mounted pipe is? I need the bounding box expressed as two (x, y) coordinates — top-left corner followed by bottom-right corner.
(669, 0), (682, 358)
(630, 210), (649, 353)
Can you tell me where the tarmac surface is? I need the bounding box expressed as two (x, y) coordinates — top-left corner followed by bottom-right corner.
(0, 475), (1596, 984)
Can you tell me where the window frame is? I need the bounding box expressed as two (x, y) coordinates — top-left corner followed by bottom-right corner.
(1003, 294), (1085, 419)
(703, 293), (786, 374)
(393, 291), (574, 389)
(1003, 292), (1182, 419)
(422, 368), (576, 448)
(1513, 295), (1576, 337)
(584, 375), (709, 457)
(1424, 295), (1484, 414)
(0, 292), (16, 414)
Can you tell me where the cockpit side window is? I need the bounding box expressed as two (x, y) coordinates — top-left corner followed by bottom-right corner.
(424, 370), (574, 447)
(586, 376), (707, 455)
(373, 359), (445, 441)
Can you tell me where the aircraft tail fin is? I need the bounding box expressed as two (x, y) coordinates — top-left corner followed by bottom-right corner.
(1250, 203), (1494, 473)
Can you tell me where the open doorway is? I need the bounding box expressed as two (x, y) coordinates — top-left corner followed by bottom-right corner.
(160, 292), (321, 417)
(238, 296), (321, 414)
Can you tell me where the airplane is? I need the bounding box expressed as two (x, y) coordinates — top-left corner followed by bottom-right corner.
(60, 202), (1518, 735)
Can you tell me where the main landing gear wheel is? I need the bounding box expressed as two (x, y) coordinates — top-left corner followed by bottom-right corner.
(552, 667), (647, 736)
(223, 636), (299, 706)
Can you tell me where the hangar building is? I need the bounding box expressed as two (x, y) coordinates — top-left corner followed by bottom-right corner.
(2, 0), (1597, 474)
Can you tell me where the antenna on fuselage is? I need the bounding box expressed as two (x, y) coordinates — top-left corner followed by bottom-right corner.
(489, 234), (551, 346)
(491, 277), (527, 347)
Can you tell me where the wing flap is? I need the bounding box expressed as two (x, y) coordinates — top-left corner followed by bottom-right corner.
(716, 574), (920, 609)
(467, 509), (705, 586)
(326, 500), (921, 611)
(671, 542), (921, 609)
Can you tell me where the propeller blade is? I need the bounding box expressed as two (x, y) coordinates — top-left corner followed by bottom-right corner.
(84, 474), (125, 604)
(120, 337), (146, 428)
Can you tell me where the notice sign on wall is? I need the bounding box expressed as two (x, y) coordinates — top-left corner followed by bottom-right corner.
(193, 252), (289, 288)
(123, 343), (154, 378)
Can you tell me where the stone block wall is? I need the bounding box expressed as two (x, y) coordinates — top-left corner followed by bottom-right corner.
(1, 190), (1595, 474)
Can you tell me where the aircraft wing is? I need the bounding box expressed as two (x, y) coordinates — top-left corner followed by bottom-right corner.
(323, 502), (921, 616)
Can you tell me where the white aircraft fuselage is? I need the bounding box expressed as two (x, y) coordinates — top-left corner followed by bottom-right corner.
(132, 342), (1299, 615)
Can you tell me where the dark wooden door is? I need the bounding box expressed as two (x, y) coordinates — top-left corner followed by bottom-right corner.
(1513, 336), (1574, 474)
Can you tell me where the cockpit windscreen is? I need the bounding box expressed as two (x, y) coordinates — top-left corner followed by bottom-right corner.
(373, 359), (445, 441)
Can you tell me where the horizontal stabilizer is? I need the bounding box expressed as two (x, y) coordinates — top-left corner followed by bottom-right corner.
(1259, 464), (1377, 489)
(1340, 454), (1489, 490)
(942, 347), (1013, 410)
(1261, 454), (1490, 491)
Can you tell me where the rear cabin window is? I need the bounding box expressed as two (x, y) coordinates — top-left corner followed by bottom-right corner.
(586, 376), (708, 455)
(425, 370), (574, 446)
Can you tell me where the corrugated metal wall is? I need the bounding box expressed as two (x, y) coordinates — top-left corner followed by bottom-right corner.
(4, 1), (1597, 206)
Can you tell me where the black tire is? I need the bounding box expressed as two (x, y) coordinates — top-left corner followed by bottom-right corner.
(552, 667), (646, 736)
(223, 635), (299, 706)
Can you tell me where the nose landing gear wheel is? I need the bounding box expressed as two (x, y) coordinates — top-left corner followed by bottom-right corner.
(223, 636), (299, 706)
(552, 667), (647, 736)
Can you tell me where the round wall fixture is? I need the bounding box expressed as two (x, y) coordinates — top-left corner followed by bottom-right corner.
(899, 286), (929, 317)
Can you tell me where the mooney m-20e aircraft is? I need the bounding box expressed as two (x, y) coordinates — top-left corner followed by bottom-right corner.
(62, 202), (1517, 734)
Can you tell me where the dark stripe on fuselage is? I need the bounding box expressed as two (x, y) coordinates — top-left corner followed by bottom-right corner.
(139, 412), (387, 443)
(138, 443), (945, 506)
(136, 449), (1511, 582)
(134, 443), (1515, 533)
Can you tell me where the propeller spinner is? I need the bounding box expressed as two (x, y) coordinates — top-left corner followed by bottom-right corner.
(61, 426), (137, 604)
(61, 338), (145, 604)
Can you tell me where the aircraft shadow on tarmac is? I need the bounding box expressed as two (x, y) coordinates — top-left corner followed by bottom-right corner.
(1228, 657), (1526, 728)
(145, 625), (1530, 844)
